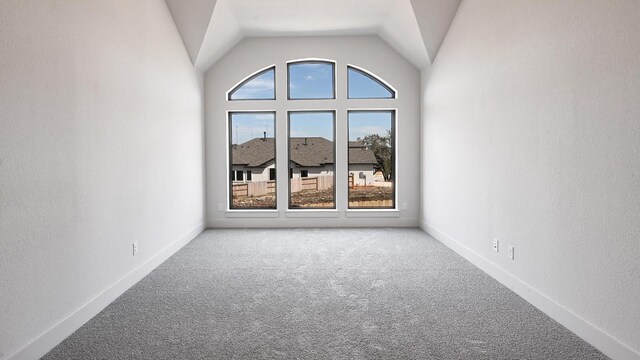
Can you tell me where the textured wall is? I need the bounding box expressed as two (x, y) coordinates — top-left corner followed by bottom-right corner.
(0, 1), (204, 358)
(205, 36), (421, 227)
(421, 0), (640, 355)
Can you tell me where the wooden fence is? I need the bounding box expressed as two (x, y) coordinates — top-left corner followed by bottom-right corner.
(232, 180), (276, 198)
(232, 176), (333, 198)
(290, 175), (333, 193)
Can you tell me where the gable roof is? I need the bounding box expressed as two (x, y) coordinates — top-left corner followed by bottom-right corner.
(348, 140), (366, 149)
(232, 137), (377, 167)
(289, 137), (334, 167)
(349, 148), (377, 164)
(231, 138), (275, 167)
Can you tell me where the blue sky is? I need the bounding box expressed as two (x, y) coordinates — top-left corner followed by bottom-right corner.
(289, 112), (334, 140)
(289, 63), (334, 99)
(231, 64), (393, 100)
(230, 113), (275, 144)
(348, 68), (393, 98)
(230, 66), (393, 144)
(230, 68), (274, 100)
(231, 112), (392, 144)
(348, 112), (392, 141)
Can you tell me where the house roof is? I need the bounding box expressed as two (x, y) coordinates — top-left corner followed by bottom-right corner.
(289, 137), (334, 167)
(231, 138), (276, 167)
(349, 148), (377, 164)
(232, 137), (377, 167)
(348, 140), (366, 149)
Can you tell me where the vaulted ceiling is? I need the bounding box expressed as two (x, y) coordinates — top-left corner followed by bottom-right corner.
(165, 0), (461, 71)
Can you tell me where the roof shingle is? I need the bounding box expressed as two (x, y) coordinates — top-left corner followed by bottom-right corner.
(232, 137), (377, 167)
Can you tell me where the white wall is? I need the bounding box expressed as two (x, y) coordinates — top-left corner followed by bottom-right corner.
(421, 1), (640, 358)
(0, 1), (204, 358)
(205, 36), (421, 227)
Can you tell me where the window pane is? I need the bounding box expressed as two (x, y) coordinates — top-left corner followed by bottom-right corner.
(348, 67), (394, 99)
(348, 111), (394, 209)
(229, 67), (275, 100)
(288, 62), (335, 99)
(229, 113), (276, 209)
(288, 112), (335, 208)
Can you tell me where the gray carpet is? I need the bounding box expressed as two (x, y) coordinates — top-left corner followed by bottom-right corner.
(44, 228), (608, 359)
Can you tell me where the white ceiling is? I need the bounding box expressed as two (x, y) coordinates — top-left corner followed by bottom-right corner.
(165, 0), (461, 72)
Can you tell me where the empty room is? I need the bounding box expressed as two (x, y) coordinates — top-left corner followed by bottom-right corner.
(1, 0), (638, 359)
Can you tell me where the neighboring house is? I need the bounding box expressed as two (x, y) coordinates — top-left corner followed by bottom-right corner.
(288, 137), (335, 179)
(231, 137), (377, 186)
(231, 137), (277, 182)
(348, 140), (377, 186)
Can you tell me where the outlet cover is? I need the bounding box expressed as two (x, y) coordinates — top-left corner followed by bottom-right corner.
(132, 242), (138, 256)
(493, 239), (499, 252)
(508, 245), (515, 260)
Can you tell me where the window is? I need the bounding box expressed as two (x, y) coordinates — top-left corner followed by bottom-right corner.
(226, 61), (397, 213)
(229, 112), (276, 209)
(228, 66), (275, 100)
(348, 111), (395, 209)
(288, 112), (335, 209)
(348, 66), (395, 99)
(288, 61), (335, 99)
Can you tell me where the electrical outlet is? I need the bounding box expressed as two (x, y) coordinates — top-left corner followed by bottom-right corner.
(132, 242), (138, 256)
(493, 239), (499, 252)
(401, 203), (408, 210)
(218, 203), (223, 211)
(508, 245), (515, 260)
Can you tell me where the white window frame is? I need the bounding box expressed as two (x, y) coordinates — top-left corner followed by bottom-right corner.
(224, 61), (400, 218)
(226, 110), (279, 215)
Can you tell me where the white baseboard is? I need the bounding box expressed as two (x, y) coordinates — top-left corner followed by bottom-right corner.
(7, 222), (205, 360)
(420, 220), (640, 360)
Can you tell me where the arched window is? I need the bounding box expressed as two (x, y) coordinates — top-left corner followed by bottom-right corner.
(226, 61), (396, 211)
(228, 66), (275, 100)
(347, 66), (396, 99)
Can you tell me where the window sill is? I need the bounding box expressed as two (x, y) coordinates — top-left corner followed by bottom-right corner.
(285, 210), (340, 218)
(225, 210), (279, 218)
(345, 209), (400, 218)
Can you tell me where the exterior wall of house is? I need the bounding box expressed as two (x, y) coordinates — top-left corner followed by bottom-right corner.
(205, 35), (421, 226)
(232, 162), (275, 183)
(290, 164), (334, 179)
(349, 164), (375, 186)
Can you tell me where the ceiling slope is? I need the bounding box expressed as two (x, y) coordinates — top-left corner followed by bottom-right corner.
(165, 0), (461, 71)
(410, 0), (462, 63)
(165, 0), (217, 64)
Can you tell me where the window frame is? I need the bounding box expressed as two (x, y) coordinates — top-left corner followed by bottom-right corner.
(346, 108), (398, 211)
(227, 65), (276, 101)
(227, 110), (277, 210)
(223, 62), (401, 217)
(287, 110), (337, 210)
(287, 59), (337, 100)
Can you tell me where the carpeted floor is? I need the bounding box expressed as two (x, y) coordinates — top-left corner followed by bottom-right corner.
(44, 228), (608, 359)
